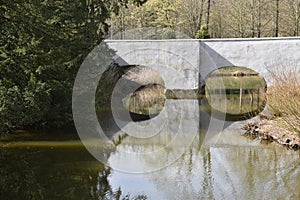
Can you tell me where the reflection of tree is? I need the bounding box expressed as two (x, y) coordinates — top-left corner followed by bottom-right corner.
(142, 147), (216, 199)
(44, 165), (121, 199)
(200, 148), (214, 200)
(0, 149), (44, 199)
(208, 146), (300, 199)
(0, 147), (123, 200)
(139, 144), (300, 199)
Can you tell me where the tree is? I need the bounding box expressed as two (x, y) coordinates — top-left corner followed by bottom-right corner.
(275, 0), (280, 37)
(246, 0), (273, 38)
(108, 0), (210, 39)
(0, 0), (144, 133)
(177, 0), (206, 38)
(222, 0), (249, 37)
(280, 0), (300, 36)
(209, 0), (224, 38)
(107, 0), (300, 39)
(206, 0), (211, 32)
(107, 0), (153, 39)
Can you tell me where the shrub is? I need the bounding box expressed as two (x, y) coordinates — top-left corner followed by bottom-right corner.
(195, 25), (210, 39)
(267, 66), (300, 136)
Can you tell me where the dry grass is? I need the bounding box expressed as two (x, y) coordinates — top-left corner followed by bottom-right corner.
(267, 66), (300, 136)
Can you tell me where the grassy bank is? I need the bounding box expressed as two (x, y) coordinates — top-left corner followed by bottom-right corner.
(267, 66), (300, 137)
(244, 66), (300, 149)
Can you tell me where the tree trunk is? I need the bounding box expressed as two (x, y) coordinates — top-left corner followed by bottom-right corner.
(257, 0), (262, 37)
(295, 0), (300, 36)
(251, 0), (256, 38)
(198, 0), (205, 32)
(206, 0), (211, 29)
(275, 0), (279, 37)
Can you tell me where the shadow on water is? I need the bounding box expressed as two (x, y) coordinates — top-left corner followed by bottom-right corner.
(0, 142), (125, 200)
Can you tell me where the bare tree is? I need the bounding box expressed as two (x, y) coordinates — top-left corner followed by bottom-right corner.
(281, 0), (300, 36)
(275, 0), (279, 37)
(107, 0), (300, 38)
(206, 0), (211, 29)
(177, 0), (206, 38)
(209, 0), (224, 38)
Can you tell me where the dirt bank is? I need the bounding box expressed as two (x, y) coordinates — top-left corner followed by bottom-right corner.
(243, 119), (300, 149)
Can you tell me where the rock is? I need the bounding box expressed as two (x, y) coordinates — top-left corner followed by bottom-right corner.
(243, 121), (300, 149)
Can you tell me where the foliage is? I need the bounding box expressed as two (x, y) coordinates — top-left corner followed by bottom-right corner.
(108, 0), (180, 39)
(0, 79), (51, 131)
(0, 0), (144, 133)
(195, 24), (210, 39)
(109, 0), (300, 39)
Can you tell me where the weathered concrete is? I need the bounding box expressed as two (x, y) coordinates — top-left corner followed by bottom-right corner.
(106, 37), (300, 89)
(107, 40), (200, 89)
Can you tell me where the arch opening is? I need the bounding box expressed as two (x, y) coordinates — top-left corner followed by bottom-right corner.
(204, 66), (267, 121)
(96, 64), (166, 123)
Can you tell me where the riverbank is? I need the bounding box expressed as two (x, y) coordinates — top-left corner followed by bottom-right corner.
(243, 118), (300, 149)
(242, 66), (300, 150)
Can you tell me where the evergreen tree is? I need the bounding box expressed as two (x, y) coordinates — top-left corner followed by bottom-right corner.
(0, 0), (144, 133)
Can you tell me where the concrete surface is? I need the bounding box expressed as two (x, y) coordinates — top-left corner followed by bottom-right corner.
(106, 37), (300, 89)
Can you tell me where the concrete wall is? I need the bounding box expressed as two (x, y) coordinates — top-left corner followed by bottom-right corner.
(107, 40), (200, 89)
(106, 38), (300, 89)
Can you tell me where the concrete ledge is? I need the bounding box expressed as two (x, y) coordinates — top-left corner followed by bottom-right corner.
(106, 37), (300, 42)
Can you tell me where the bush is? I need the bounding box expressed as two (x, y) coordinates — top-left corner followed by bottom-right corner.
(195, 25), (210, 39)
(267, 66), (300, 136)
(0, 77), (51, 132)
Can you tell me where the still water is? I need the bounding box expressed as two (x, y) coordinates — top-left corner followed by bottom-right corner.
(1, 109), (300, 199)
(1, 75), (299, 199)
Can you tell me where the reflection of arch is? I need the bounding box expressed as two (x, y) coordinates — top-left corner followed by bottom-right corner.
(202, 98), (267, 122)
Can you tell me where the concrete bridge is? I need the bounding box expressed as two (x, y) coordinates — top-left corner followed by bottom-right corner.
(106, 37), (300, 89)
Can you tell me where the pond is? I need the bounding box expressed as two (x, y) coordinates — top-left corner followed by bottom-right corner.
(1, 105), (300, 199)
(1, 68), (299, 199)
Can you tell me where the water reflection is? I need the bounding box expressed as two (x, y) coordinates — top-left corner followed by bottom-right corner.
(205, 76), (267, 121)
(108, 145), (300, 199)
(115, 74), (267, 122)
(0, 138), (129, 200)
(98, 99), (200, 172)
(1, 129), (299, 199)
(2, 68), (299, 199)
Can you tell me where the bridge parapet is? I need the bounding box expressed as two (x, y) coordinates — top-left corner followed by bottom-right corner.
(106, 37), (300, 88)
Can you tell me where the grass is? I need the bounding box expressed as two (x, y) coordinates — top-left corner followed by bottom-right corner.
(206, 76), (266, 90)
(267, 66), (300, 136)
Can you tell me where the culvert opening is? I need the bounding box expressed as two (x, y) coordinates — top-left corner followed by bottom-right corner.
(204, 66), (267, 121)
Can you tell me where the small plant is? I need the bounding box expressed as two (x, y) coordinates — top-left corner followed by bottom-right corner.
(195, 25), (210, 39)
